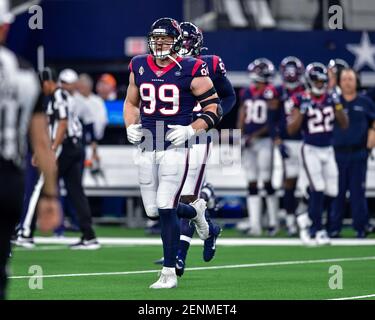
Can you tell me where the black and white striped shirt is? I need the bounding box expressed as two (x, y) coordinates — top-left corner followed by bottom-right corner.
(0, 46), (41, 169)
(46, 88), (82, 143)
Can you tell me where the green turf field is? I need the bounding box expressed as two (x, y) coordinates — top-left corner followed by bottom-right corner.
(7, 226), (375, 300)
(34, 224), (375, 239)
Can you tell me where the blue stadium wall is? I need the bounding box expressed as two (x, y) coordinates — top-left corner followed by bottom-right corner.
(7, 1), (375, 74)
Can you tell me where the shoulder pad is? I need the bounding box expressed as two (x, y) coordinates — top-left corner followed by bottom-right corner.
(186, 57), (209, 77)
(129, 54), (148, 72)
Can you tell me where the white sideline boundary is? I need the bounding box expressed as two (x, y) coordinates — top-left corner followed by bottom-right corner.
(32, 237), (375, 246)
(329, 293), (375, 300)
(9, 256), (375, 280)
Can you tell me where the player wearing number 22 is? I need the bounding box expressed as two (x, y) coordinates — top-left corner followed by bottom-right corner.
(123, 17), (222, 289)
(287, 62), (348, 245)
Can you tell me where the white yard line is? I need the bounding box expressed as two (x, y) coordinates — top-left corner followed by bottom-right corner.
(329, 293), (375, 300)
(13, 245), (69, 251)
(9, 256), (375, 280)
(31, 237), (375, 246)
(12, 244), (139, 252)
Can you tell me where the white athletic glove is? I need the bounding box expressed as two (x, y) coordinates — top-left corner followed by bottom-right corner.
(300, 99), (311, 114)
(126, 124), (143, 144)
(166, 125), (195, 146)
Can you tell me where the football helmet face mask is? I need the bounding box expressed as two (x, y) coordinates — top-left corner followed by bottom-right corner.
(148, 17), (183, 59)
(305, 62), (329, 96)
(279, 56), (305, 90)
(179, 21), (204, 57)
(247, 58), (275, 83)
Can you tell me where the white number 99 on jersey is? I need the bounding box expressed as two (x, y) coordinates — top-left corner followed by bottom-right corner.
(140, 83), (180, 115)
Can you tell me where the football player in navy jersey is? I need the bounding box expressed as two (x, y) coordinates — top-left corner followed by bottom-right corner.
(267, 56), (305, 236)
(124, 18), (222, 289)
(287, 63), (348, 245)
(160, 21), (235, 275)
(237, 58), (279, 236)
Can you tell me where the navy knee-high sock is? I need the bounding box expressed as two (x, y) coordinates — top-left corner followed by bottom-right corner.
(324, 195), (334, 231)
(178, 218), (195, 261)
(308, 191), (324, 236)
(159, 208), (180, 268)
(324, 196), (334, 214)
(177, 203), (197, 219)
(284, 188), (297, 215)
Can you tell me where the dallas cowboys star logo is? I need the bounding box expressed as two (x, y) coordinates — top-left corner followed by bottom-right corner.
(346, 32), (375, 71)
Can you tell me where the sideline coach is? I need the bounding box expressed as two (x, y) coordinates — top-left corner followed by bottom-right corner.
(329, 68), (375, 238)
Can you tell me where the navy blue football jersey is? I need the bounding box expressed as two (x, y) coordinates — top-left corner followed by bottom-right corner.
(129, 54), (209, 150)
(239, 84), (277, 136)
(192, 54), (226, 118)
(291, 91), (341, 147)
(200, 55), (226, 81)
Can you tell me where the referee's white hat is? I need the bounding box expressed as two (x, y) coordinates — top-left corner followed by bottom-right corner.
(59, 68), (79, 84)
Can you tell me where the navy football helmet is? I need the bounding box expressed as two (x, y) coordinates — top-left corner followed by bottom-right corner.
(247, 58), (275, 83)
(279, 56), (305, 89)
(179, 21), (204, 57)
(327, 58), (349, 75)
(148, 17), (183, 59)
(305, 62), (329, 96)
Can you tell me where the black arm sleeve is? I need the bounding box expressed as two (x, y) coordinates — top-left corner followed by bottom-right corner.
(213, 75), (236, 116)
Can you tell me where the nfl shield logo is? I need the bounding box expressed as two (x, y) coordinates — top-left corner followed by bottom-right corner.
(156, 70), (163, 77)
(139, 66), (144, 75)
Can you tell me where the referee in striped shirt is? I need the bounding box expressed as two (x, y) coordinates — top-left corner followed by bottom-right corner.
(0, 0), (60, 299)
(41, 67), (100, 249)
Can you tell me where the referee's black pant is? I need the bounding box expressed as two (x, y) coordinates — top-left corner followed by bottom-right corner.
(59, 139), (96, 240)
(0, 160), (24, 300)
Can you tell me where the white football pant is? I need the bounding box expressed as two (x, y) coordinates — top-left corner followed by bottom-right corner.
(181, 142), (211, 197)
(137, 147), (189, 218)
(300, 144), (338, 197)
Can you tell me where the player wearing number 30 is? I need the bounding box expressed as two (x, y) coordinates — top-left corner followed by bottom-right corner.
(287, 62), (348, 245)
(123, 18), (222, 289)
(237, 58), (279, 236)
